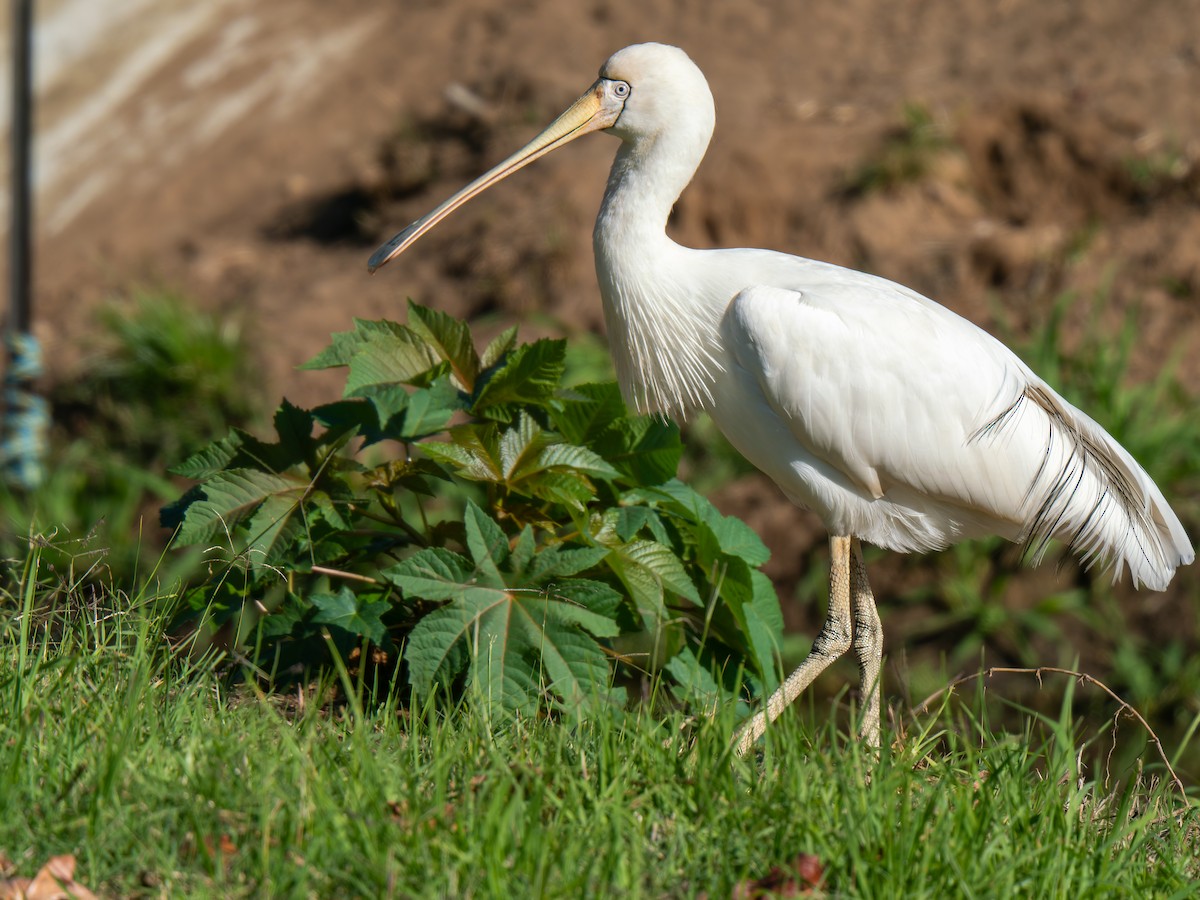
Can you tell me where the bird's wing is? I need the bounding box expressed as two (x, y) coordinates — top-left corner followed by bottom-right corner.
(726, 277), (1031, 516)
(725, 275), (1193, 585)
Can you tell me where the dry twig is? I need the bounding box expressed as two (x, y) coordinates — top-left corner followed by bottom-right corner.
(912, 665), (1191, 806)
(310, 565), (379, 584)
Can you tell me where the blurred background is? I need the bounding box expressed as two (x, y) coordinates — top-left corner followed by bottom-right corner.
(1, 0), (1198, 755)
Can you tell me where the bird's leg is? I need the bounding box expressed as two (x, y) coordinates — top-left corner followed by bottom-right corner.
(733, 534), (854, 756)
(849, 538), (883, 747)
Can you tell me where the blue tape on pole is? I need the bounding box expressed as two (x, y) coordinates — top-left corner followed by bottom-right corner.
(2, 331), (48, 489)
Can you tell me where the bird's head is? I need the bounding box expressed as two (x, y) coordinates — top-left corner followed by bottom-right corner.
(367, 42), (711, 272)
(599, 43), (714, 146)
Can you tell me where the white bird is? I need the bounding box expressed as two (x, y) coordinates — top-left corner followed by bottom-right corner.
(368, 43), (1194, 752)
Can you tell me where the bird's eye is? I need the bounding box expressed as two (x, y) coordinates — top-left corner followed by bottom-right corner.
(612, 81), (630, 98)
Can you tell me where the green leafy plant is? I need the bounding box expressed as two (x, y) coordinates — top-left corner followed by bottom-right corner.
(0, 291), (262, 585)
(56, 290), (262, 467)
(165, 301), (783, 713)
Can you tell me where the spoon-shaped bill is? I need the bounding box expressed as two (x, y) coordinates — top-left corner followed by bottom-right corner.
(368, 80), (623, 272)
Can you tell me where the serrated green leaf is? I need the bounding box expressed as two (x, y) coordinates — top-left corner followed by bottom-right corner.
(169, 431), (245, 479)
(492, 416), (609, 505)
(480, 325), (518, 369)
(594, 417), (682, 485)
(471, 338), (566, 418)
(404, 583), (617, 713)
(521, 470), (596, 508)
(361, 384), (412, 423)
(301, 318), (410, 369)
(498, 413), (549, 478)
(260, 591), (308, 639)
(587, 507), (622, 546)
(384, 547), (476, 601)
(464, 502), (508, 587)
(551, 381), (681, 484)
(313, 398), (377, 438)
(160, 484), (205, 531)
(171, 402), (337, 481)
(295, 533), (366, 569)
(392, 522), (619, 713)
(420, 426), (504, 481)
(344, 328), (443, 396)
(165, 301), (784, 714)
(422, 416), (610, 507)
(175, 469), (303, 546)
(380, 457), (452, 496)
(404, 599), (479, 695)
(742, 569), (784, 690)
(415, 439), (475, 468)
(509, 526), (536, 578)
(619, 539), (702, 604)
(632, 479), (706, 517)
(347, 377), (462, 445)
(391, 378), (461, 440)
(551, 382), (628, 444)
(169, 426), (306, 480)
(312, 586), (389, 644)
(524, 545), (610, 583)
(636, 479), (770, 565)
(714, 559), (782, 690)
(299, 330), (363, 371)
(514, 597), (616, 707)
(245, 491), (307, 569)
(309, 490), (350, 531)
(551, 578), (623, 620)
(522, 594), (619, 639)
(535, 442), (621, 481)
(664, 647), (726, 710)
(599, 534), (704, 621)
(407, 300), (480, 390)
(615, 506), (653, 542)
(705, 515), (771, 567)
(272, 400), (315, 452)
(604, 545), (664, 617)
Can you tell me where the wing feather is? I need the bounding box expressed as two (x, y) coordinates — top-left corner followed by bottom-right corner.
(724, 275), (1193, 587)
(728, 280), (1031, 522)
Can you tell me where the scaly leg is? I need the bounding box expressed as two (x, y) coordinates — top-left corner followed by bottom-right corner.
(733, 534), (854, 756)
(850, 537), (883, 746)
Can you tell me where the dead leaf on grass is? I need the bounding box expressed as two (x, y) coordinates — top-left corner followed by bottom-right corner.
(0, 854), (99, 900)
(732, 853), (826, 898)
(201, 834), (238, 859)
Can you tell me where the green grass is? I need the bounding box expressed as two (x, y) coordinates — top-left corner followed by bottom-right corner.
(2, 287), (1197, 896)
(2, 554), (1197, 897)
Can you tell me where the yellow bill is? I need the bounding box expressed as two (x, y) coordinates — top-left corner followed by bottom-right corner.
(368, 79), (626, 273)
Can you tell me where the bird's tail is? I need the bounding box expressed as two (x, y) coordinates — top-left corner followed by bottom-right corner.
(1019, 384), (1193, 591)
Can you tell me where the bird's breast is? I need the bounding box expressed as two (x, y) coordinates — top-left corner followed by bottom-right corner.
(593, 241), (730, 420)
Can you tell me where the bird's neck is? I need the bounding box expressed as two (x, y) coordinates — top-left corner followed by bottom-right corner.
(596, 138), (698, 238)
(593, 137), (726, 421)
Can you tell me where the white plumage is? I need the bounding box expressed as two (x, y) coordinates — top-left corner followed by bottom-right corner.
(369, 42), (1193, 750)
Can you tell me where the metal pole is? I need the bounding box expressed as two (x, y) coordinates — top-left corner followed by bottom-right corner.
(10, 0), (31, 332)
(4, 0), (46, 489)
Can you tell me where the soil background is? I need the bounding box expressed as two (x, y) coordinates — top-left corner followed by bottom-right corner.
(5, 0), (1199, 718)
